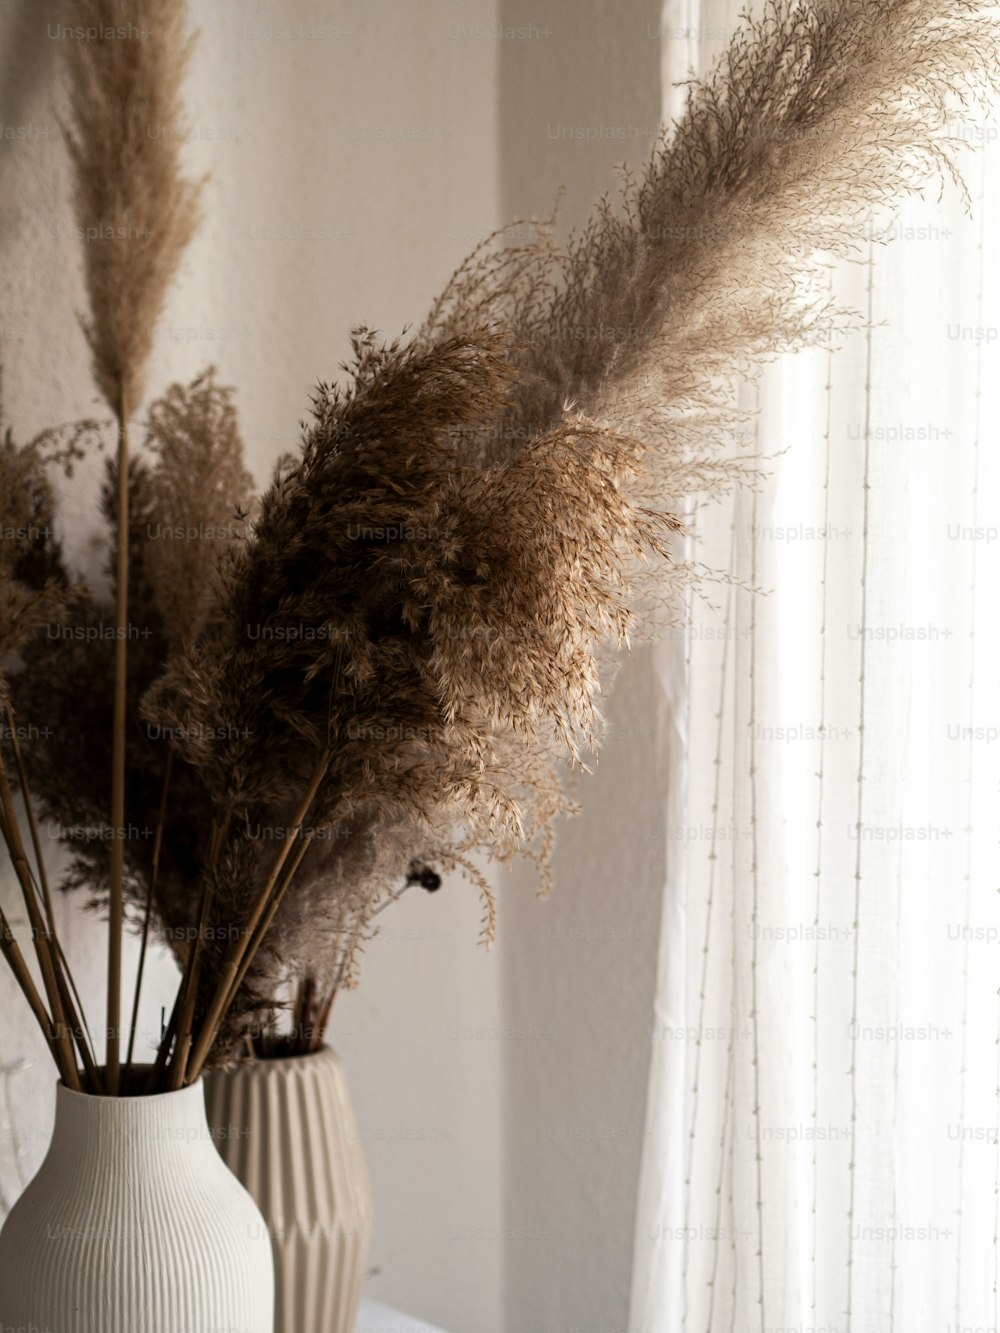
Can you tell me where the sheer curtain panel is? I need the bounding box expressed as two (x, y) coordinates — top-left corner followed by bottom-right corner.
(630, 2), (1000, 1329)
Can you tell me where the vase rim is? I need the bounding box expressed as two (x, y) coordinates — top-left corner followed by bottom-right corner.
(56, 1067), (204, 1104)
(213, 1044), (339, 1074)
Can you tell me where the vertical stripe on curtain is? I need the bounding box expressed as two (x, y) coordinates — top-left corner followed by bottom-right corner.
(630, 3), (1000, 1330)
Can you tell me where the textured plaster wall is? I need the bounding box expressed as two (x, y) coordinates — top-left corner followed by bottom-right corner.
(0, 3), (503, 1330)
(496, 2), (667, 1331)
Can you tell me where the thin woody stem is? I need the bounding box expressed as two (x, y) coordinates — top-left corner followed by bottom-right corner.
(166, 879), (215, 1091)
(0, 750), (79, 1089)
(207, 812), (232, 868)
(296, 975), (315, 1055)
(144, 1002), (178, 1096)
(125, 749), (173, 1075)
(51, 944), (102, 1093)
(147, 809), (231, 1094)
(3, 703), (101, 1091)
(314, 933), (355, 1052)
(0, 903), (59, 1055)
(314, 984), (337, 1053)
(187, 832), (314, 1082)
(163, 808), (235, 1089)
(184, 751), (331, 1081)
(3, 705), (56, 933)
(186, 824), (319, 1085)
(106, 385), (131, 1095)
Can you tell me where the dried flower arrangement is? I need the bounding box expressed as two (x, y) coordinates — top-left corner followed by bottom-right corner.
(1, 0), (996, 1093)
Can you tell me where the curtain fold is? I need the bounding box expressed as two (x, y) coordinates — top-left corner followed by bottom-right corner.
(631, 3), (1000, 1328)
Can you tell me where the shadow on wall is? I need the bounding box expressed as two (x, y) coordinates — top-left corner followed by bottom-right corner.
(497, 3), (666, 1330)
(0, 1), (67, 233)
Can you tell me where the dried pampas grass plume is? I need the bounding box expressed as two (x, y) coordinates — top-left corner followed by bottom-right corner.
(7, 372), (255, 941)
(64, 0), (204, 1089)
(143, 330), (684, 1062)
(0, 371), (96, 703)
(144, 369), (255, 648)
(0, 430), (67, 704)
(144, 0), (1000, 1065)
(7, 0), (999, 1081)
(425, 0), (1000, 472)
(65, 0), (204, 412)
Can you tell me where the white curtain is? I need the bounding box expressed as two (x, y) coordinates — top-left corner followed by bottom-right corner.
(631, 2), (1000, 1329)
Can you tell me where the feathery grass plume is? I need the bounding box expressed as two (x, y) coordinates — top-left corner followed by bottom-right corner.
(143, 369), (255, 648)
(123, 372), (253, 1066)
(0, 404), (93, 1087)
(407, 420), (679, 751)
(423, 0), (1000, 473)
(0, 436), (67, 706)
(144, 332), (520, 818)
(65, 0), (204, 411)
(9, 462), (188, 898)
(9, 0), (999, 1082)
(9, 374), (254, 939)
(142, 331), (688, 1062)
(234, 0), (1000, 1053)
(65, 0), (204, 1089)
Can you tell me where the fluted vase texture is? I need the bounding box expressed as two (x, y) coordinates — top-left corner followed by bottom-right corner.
(205, 1046), (373, 1333)
(0, 1077), (274, 1332)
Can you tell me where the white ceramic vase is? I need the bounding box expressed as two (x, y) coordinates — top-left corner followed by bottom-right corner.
(0, 1077), (274, 1332)
(205, 1046), (373, 1333)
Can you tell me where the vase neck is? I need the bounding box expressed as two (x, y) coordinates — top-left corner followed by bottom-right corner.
(47, 1079), (214, 1173)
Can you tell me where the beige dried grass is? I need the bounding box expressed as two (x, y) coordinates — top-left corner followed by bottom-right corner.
(65, 0), (203, 411)
(4, 0), (999, 1079)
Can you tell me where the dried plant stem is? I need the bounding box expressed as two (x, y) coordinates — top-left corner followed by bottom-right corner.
(208, 812), (232, 868)
(0, 864), (76, 1089)
(144, 1002), (178, 1095)
(301, 971), (317, 1053)
(12, 0), (990, 1080)
(0, 904), (59, 1057)
(313, 939), (356, 1052)
(41, 914), (103, 1092)
(106, 389), (129, 1095)
(3, 705), (57, 935)
(185, 751), (331, 1082)
(190, 833), (315, 1080)
(150, 810), (229, 1092)
(292, 976), (314, 1054)
(125, 749), (173, 1075)
(166, 877), (216, 1090)
(0, 754), (79, 1089)
(189, 832), (314, 1079)
(2, 704), (102, 1090)
(314, 984), (337, 1053)
(51, 944), (102, 1094)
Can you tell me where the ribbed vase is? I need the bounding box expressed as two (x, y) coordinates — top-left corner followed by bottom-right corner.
(205, 1046), (373, 1333)
(0, 1077), (274, 1332)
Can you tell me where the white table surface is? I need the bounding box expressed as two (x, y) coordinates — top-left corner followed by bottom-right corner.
(355, 1297), (449, 1332)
